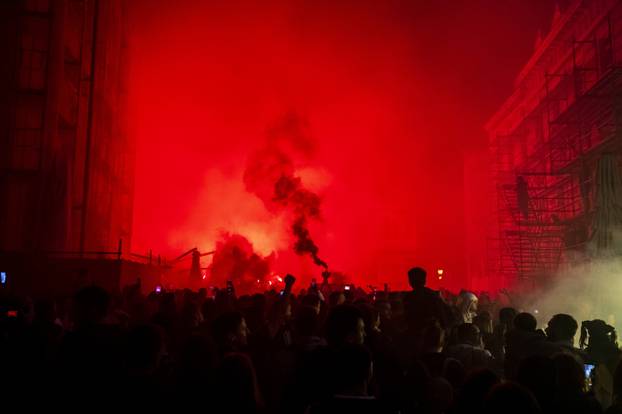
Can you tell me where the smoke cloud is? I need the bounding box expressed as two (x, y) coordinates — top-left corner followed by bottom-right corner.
(517, 249), (622, 337)
(209, 232), (274, 292)
(129, 0), (553, 290)
(244, 112), (328, 269)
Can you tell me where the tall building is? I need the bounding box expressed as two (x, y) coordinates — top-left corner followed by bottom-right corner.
(485, 0), (622, 288)
(0, 0), (134, 254)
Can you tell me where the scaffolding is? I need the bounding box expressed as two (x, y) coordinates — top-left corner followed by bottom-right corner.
(487, 0), (622, 287)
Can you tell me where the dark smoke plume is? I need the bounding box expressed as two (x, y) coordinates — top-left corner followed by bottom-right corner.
(243, 112), (328, 269)
(209, 232), (273, 292)
(293, 216), (328, 268)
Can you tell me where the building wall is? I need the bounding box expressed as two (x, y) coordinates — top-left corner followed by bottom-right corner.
(0, 0), (133, 254)
(485, 0), (622, 286)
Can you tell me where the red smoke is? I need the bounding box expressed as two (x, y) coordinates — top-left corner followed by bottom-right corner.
(209, 233), (273, 293)
(243, 112), (327, 270)
(127, 0), (554, 291)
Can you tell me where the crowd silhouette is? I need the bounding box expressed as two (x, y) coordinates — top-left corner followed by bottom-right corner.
(1, 267), (620, 413)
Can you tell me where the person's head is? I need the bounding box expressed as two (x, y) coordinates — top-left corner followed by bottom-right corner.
(325, 304), (365, 347)
(178, 333), (216, 380)
(456, 323), (482, 347)
(514, 312), (538, 332)
(473, 312), (493, 335)
(484, 382), (541, 414)
(408, 267), (427, 289)
(217, 353), (262, 411)
(454, 369), (500, 412)
(499, 307), (518, 326)
(516, 355), (556, 411)
(374, 299), (392, 320)
(73, 285), (111, 327)
(301, 293), (321, 315)
(357, 303), (380, 334)
(444, 358), (467, 389)
(332, 344), (373, 395)
(424, 377), (454, 414)
(125, 324), (165, 373)
(212, 311), (249, 352)
(294, 305), (320, 338)
(159, 292), (177, 315)
(546, 314), (578, 343)
(180, 301), (203, 329)
(201, 298), (216, 323)
(329, 291), (346, 307)
(457, 291), (478, 317)
(552, 352), (585, 394)
(580, 319), (617, 350)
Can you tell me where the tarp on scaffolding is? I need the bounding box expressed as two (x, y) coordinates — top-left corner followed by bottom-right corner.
(591, 154), (622, 253)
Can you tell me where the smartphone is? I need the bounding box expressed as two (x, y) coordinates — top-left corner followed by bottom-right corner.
(584, 364), (595, 390)
(344, 285), (351, 291)
(155, 285), (162, 293)
(0, 272), (6, 285)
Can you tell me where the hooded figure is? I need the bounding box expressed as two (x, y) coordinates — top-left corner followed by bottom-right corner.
(455, 291), (478, 324)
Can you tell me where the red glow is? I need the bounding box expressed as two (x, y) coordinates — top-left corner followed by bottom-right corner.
(127, 1), (554, 291)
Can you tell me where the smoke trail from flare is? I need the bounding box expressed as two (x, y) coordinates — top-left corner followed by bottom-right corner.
(243, 112), (328, 269)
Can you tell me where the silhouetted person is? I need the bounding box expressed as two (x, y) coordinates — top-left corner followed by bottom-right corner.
(418, 322), (448, 378)
(325, 304), (366, 347)
(58, 285), (123, 404)
(358, 302), (402, 410)
(293, 305), (326, 351)
(287, 305), (366, 413)
(446, 323), (493, 373)
(505, 312), (542, 379)
(606, 362), (622, 414)
(552, 352), (603, 414)
(211, 311), (249, 354)
(516, 355), (557, 413)
(581, 320), (621, 409)
(473, 311), (494, 353)
(543, 314), (588, 362)
(485, 382), (541, 414)
(121, 324), (167, 405)
(308, 344), (390, 414)
(403, 267), (452, 334)
(517, 175), (530, 219)
(451, 369), (500, 413)
(490, 307), (517, 360)
(152, 292), (179, 351)
(424, 377), (454, 414)
(515, 312), (538, 332)
(301, 293), (322, 315)
(215, 352), (263, 413)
